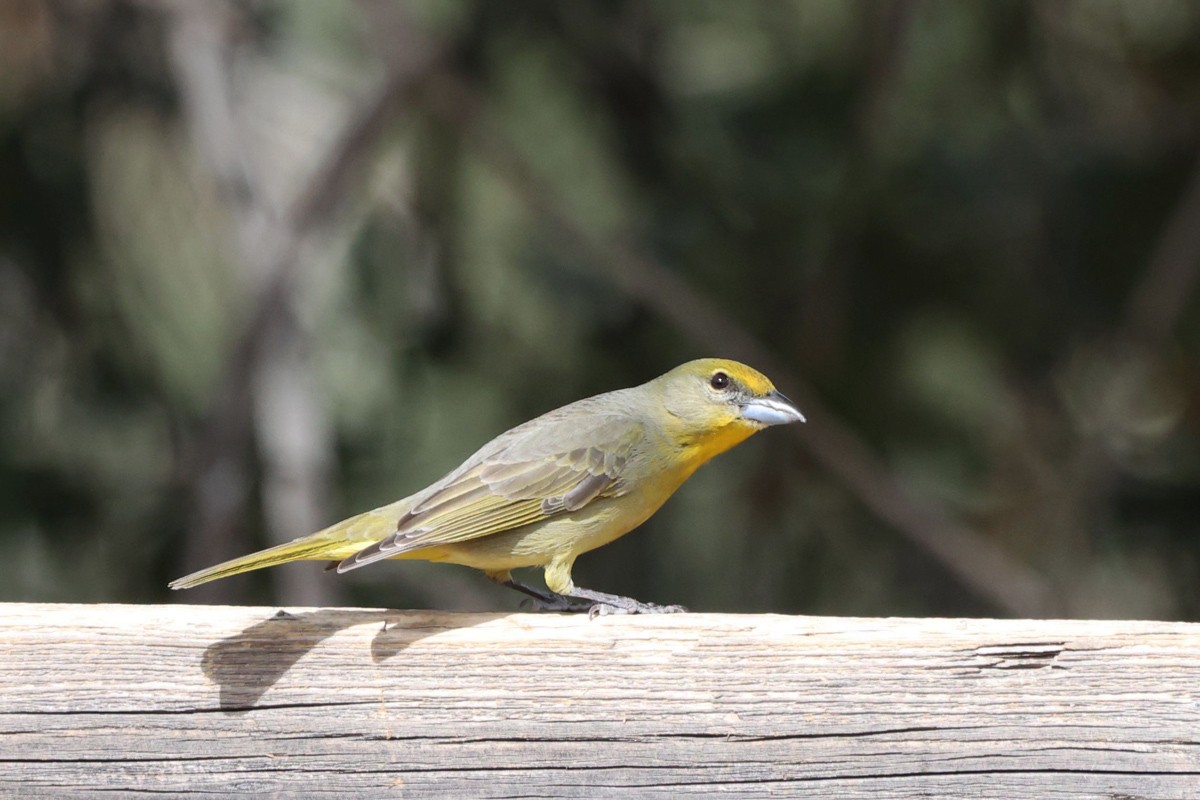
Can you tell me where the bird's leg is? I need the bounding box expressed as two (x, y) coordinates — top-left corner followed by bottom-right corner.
(564, 587), (688, 617)
(489, 566), (687, 616)
(509, 581), (687, 616)
(486, 570), (595, 613)
(508, 580), (597, 613)
(546, 560), (688, 616)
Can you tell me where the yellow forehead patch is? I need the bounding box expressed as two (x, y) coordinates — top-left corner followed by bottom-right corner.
(677, 358), (777, 396)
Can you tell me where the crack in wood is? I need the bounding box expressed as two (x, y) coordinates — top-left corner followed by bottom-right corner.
(0, 700), (382, 717)
(965, 641), (1068, 671)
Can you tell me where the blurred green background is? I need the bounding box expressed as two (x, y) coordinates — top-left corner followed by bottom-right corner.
(2, 0), (1198, 618)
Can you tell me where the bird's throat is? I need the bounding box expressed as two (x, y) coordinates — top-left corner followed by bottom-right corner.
(680, 422), (757, 477)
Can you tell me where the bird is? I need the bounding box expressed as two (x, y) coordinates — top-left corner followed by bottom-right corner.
(169, 358), (805, 615)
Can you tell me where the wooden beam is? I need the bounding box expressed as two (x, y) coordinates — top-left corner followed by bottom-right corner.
(2, 603), (1198, 797)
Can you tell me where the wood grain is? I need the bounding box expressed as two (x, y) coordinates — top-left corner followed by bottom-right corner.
(1, 603), (1198, 798)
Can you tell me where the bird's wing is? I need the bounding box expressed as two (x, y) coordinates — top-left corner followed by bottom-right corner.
(336, 411), (645, 572)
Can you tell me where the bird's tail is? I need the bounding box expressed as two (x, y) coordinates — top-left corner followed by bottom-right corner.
(168, 500), (409, 590)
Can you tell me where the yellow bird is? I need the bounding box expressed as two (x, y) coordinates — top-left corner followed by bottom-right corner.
(170, 358), (805, 614)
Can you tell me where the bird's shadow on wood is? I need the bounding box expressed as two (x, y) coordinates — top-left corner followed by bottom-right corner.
(201, 608), (501, 711)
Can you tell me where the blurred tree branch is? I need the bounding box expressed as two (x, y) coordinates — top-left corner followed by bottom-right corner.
(165, 2), (327, 605)
(160, 1), (443, 604)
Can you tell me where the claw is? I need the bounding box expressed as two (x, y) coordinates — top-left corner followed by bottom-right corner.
(588, 603), (628, 618)
(637, 603), (688, 614)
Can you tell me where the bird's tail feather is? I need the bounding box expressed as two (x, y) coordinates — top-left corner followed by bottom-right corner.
(169, 500), (408, 590)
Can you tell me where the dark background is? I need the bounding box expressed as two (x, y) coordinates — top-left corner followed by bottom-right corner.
(2, 0), (1198, 619)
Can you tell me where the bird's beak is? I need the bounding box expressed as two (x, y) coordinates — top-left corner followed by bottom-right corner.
(741, 390), (806, 426)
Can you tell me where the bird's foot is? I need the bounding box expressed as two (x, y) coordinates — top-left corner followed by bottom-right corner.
(566, 588), (688, 618)
(520, 595), (597, 614)
(586, 601), (688, 618)
(501, 577), (686, 616)
(503, 579), (596, 613)
(521, 595), (686, 617)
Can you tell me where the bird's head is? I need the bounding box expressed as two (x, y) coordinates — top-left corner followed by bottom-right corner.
(653, 358), (805, 465)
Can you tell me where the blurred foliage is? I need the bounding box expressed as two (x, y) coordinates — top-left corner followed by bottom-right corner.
(1, 0), (1198, 618)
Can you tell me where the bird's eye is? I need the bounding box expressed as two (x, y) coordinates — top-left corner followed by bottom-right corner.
(710, 371), (730, 390)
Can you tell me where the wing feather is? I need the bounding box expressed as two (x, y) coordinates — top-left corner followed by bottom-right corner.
(337, 412), (645, 573)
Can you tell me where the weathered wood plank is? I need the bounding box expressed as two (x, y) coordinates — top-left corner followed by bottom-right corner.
(1, 603), (1198, 798)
